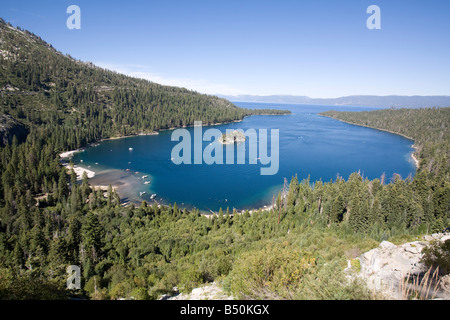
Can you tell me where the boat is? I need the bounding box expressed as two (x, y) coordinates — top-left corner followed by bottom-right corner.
(140, 192), (146, 197)
(150, 194), (157, 200)
(142, 175), (148, 179)
(129, 148), (133, 151)
(144, 181), (151, 185)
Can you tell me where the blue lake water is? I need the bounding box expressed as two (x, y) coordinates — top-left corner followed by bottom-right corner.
(72, 102), (417, 212)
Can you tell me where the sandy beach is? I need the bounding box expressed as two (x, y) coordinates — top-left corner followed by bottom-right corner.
(60, 148), (148, 204)
(59, 148), (84, 159)
(89, 169), (150, 205)
(58, 143), (157, 206)
(64, 163), (96, 180)
(59, 149), (96, 180)
(411, 144), (420, 168)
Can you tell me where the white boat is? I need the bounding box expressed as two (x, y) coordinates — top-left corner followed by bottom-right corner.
(140, 192), (146, 197)
(129, 148), (133, 151)
(150, 194), (157, 200)
(144, 181), (151, 185)
(142, 175), (148, 179)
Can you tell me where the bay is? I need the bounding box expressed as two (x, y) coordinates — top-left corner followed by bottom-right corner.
(72, 102), (417, 212)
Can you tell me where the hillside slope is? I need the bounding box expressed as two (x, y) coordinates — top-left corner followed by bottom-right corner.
(0, 18), (287, 152)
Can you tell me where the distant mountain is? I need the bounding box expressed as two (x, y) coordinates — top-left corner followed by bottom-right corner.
(218, 94), (450, 109)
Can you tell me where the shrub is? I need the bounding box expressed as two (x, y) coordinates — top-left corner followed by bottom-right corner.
(420, 239), (450, 275)
(226, 245), (316, 299)
(0, 268), (68, 300)
(226, 244), (378, 300)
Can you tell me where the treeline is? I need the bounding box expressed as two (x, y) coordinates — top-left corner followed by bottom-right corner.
(4, 167), (446, 300)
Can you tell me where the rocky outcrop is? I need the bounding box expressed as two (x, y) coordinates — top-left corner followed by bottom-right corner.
(161, 282), (234, 300)
(220, 130), (246, 145)
(0, 115), (28, 147)
(357, 233), (450, 300)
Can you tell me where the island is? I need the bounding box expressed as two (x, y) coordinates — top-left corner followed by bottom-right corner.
(220, 130), (246, 144)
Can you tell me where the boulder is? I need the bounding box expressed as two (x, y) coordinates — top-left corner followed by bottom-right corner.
(379, 241), (396, 250)
(357, 233), (450, 300)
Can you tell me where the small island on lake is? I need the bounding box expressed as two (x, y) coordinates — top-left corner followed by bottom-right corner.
(220, 130), (246, 144)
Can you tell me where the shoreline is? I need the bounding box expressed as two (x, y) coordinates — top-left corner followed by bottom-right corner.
(60, 148), (96, 180)
(59, 111), (413, 215)
(318, 114), (417, 141)
(57, 117), (249, 160)
(61, 162), (96, 180)
(57, 110), (287, 161)
(88, 169), (139, 202)
(319, 114), (420, 169)
(100, 131), (160, 142)
(410, 144), (420, 168)
(202, 192), (284, 218)
(56, 116), (259, 201)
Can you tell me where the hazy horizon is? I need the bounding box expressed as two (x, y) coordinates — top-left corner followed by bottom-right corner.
(1, 0), (449, 98)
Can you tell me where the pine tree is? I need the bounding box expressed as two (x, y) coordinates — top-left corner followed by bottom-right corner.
(67, 216), (82, 263)
(82, 212), (104, 261)
(287, 175), (299, 207)
(57, 167), (69, 200)
(81, 171), (91, 201)
(330, 194), (345, 223)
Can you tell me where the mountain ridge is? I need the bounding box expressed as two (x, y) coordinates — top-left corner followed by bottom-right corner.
(0, 17), (288, 153)
(218, 94), (450, 108)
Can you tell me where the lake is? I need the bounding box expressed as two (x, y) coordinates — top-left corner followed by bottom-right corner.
(72, 102), (417, 212)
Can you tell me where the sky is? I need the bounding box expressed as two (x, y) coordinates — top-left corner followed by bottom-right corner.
(1, 0), (450, 98)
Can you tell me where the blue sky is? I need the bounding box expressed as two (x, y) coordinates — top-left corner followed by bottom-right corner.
(1, 0), (450, 98)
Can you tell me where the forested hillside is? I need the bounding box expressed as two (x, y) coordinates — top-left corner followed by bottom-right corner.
(0, 18), (287, 151)
(0, 19), (448, 300)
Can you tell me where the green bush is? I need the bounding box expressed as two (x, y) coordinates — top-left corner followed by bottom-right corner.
(226, 244), (378, 300)
(0, 268), (68, 300)
(179, 265), (203, 293)
(420, 239), (450, 275)
(131, 287), (150, 300)
(226, 245), (316, 299)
